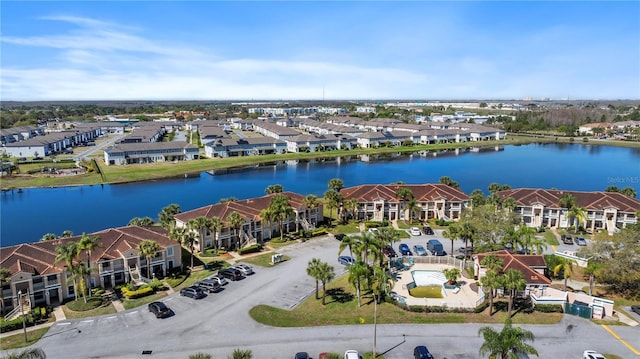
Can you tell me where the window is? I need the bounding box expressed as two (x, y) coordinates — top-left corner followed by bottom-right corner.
(166, 247), (173, 257)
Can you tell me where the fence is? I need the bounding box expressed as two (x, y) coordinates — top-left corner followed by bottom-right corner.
(410, 255), (473, 270)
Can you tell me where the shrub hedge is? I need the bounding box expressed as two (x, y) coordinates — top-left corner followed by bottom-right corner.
(238, 244), (262, 255)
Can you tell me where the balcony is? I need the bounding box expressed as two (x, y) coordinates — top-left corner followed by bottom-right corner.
(45, 279), (60, 287)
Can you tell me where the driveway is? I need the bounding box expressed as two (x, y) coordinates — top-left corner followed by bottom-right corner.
(4, 236), (639, 359)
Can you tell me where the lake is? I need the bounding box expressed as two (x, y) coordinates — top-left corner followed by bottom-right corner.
(1, 143), (639, 246)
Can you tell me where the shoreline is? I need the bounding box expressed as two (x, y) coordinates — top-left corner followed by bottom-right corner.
(1, 135), (638, 190)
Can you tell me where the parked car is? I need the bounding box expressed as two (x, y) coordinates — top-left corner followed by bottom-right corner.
(294, 353), (310, 359)
(334, 233), (346, 241)
(426, 239), (445, 256)
(148, 301), (171, 318)
(179, 286), (207, 299)
(583, 350), (606, 359)
(561, 234), (574, 245)
(209, 274), (228, 286)
(457, 247), (473, 257)
(196, 278), (221, 293)
(383, 245), (397, 258)
(413, 244), (428, 256)
(410, 227), (421, 236)
(367, 228), (379, 236)
(233, 263), (255, 275)
(422, 226), (434, 235)
(344, 350), (360, 359)
(399, 243), (412, 256)
(219, 268), (243, 281)
(575, 237), (587, 246)
(338, 256), (356, 266)
(413, 345), (434, 359)
(630, 305), (640, 315)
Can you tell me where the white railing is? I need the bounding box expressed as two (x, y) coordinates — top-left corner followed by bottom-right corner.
(4, 305), (22, 321)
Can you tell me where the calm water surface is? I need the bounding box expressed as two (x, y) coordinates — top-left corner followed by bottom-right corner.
(2, 143), (638, 246)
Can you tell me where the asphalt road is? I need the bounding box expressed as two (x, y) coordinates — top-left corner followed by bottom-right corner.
(4, 235), (639, 359)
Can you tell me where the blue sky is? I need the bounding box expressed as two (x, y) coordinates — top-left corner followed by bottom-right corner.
(1, 1), (639, 101)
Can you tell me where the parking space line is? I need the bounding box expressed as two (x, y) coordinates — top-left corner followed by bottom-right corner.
(601, 324), (640, 355)
(551, 245), (557, 252)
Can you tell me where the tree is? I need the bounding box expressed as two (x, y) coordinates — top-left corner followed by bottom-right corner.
(470, 189), (486, 207)
(302, 194), (320, 223)
(188, 216), (212, 252)
(443, 267), (460, 285)
(620, 187), (637, 198)
(502, 269), (526, 317)
(0, 268), (11, 316)
(438, 176), (459, 188)
(553, 257), (575, 291)
(209, 216), (223, 249)
(54, 242), (79, 300)
(516, 226), (538, 254)
(481, 254), (504, 316)
(40, 233), (58, 241)
(395, 187), (414, 223)
(228, 349), (252, 359)
(584, 260), (604, 296)
(77, 233), (102, 296)
(158, 203), (181, 230)
(227, 212), (245, 250)
(557, 193), (576, 209)
(323, 189), (342, 227)
(60, 230), (73, 238)
(129, 217), (155, 226)
(342, 198), (359, 221)
(442, 223), (460, 258)
(268, 194), (294, 240)
(566, 206), (587, 233)
(318, 261), (335, 305)
(1, 347), (47, 359)
(328, 178), (344, 192)
(264, 184), (283, 194)
(306, 258), (322, 300)
(259, 207), (275, 238)
(138, 240), (161, 280)
(348, 261), (370, 307)
(338, 234), (360, 260)
(478, 319), (539, 359)
(189, 353), (212, 359)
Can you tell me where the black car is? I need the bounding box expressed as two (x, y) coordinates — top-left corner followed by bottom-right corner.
(179, 285), (207, 299)
(148, 301), (171, 318)
(219, 268), (243, 281)
(294, 353), (310, 359)
(383, 245), (397, 258)
(414, 345), (434, 359)
(631, 305), (640, 315)
(334, 233), (346, 241)
(422, 226), (434, 235)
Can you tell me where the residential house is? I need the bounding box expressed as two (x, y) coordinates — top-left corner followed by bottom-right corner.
(173, 192), (323, 252)
(497, 188), (640, 234)
(204, 137), (286, 158)
(474, 250), (551, 288)
(103, 141), (199, 165)
(0, 226), (181, 314)
(340, 184), (470, 222)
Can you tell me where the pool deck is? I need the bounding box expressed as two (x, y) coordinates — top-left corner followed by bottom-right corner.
(392, 263), (482, 308)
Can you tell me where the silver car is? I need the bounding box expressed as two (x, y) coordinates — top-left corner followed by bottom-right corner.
(233, 263), (254, 276)
(208, 274), (228, 286)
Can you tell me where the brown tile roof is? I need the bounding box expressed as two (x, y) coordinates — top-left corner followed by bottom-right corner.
(0, 226), (175, 276)
(175, 192), (307, 223)
(340, 184), (469, 202)
(498, 188), (640, 212)
(476, 250), (550, 285)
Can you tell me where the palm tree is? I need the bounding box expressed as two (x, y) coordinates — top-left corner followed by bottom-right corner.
(264, 184), (283, 194)
(73, 263), (93, 303)
(158, 203), (181, 230)
(40, 233), (58, 241)
(77, 233), (102, 296)
(502, 197), (517, 213)
(342, 198), (359, 222)
(302, 194), (320, 223)
(443, 267), (460, 286)
(60, 230), (74, 238)
(438, 176), (459, 188)
(353, 231), (379, 264)
(348, 261), (370, 307)
(478, 319), (539, 359)
(553, 257), (575, 291)
(481, 254), (504, 316)
(567, 206), (587, 233)
(227, 211), (245, 250)
(442, 223), (460, 258)
(209, 216), (223, 249)
(516, 226), (537, 254)
(318, 261), (335, 305)
(306, 258), (322, 300)
(620, 187), (637, 198)
(470, 189), (486, 207)
(323, 189), (342, 227)
(328, 177), (344, 192)
(129, 217), (155, 226)
(55, 242), (79, 300)
(584, 260), (604, 296)
(269, 194), (294, 240)
(503, 269), (526, 317)
(259, 207), (275, 239)
(2, 347), (47, 359)
(188, 216), (212, 252)
(170, 227), (196, 269)
(228, 349), (252, 359)
(557, 193), (576, 210)
(338, 234), (360, 260)
(0, 268), (11, 316)
(138, 240), (161, 280)
(395, 187), (413, 223)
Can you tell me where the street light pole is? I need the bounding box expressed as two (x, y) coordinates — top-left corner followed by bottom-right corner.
(373, 293), (378, 358)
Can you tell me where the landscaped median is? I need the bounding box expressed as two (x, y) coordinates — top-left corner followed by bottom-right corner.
(249, 275), (564, 327)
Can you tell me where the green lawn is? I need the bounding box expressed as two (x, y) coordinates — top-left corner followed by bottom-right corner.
(241, 252), (291, 267)
(249, 275), (563, 327)
(0, 327), (50, 351)
(62, 301), (117, 319)
(543, 230), (559, 245)
(121, 291), (169, 310)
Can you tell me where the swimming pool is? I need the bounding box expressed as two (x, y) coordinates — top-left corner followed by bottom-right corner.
(411, 270), (448, 286)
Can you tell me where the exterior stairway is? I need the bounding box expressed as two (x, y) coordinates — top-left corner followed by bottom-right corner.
(128, 265), (149, 287)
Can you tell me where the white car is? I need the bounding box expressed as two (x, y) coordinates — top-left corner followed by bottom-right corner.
(233, 263), (254, 275)
(583, 350), (606, 359)
(410, 227), (421, 236)
(344, 350), (360, 359)
(208, 274), (228, 286)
